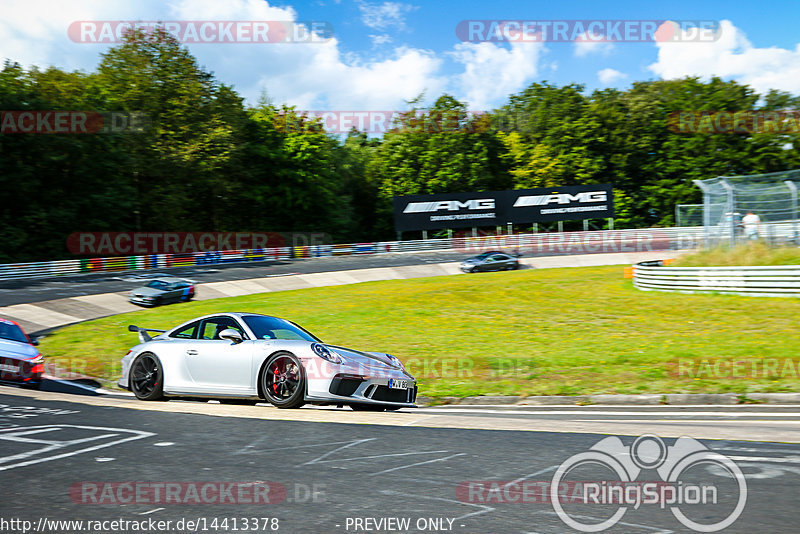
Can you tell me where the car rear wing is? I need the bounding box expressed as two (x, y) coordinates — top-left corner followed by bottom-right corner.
(128, 325), (166, 343)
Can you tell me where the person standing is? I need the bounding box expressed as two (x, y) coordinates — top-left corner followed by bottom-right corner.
(742, 210), (761, 240)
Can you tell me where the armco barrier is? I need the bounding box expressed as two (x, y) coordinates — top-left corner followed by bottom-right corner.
(633, 261), (800, 297)
(0, 227), (709, 281)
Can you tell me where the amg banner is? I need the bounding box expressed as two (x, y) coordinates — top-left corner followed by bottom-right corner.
(393, 185), (613, 231)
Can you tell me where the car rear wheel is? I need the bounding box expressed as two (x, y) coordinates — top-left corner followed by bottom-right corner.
(130, 352), (165, 401)
(261, 352), (306, 409)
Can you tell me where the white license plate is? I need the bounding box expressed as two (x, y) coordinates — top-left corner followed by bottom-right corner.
(388, 379), (409, 390)
(0, 363), (19, 373)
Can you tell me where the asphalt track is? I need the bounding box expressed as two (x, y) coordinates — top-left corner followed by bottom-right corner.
(0, 251), (475, 306)
(2, 385), (800, 533)
(6, 247), (798, 532)
(0, 246), (675, 308)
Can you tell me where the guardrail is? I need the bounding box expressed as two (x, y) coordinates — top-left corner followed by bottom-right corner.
(633, 261), (800, 297)
(0, 227), (709, 281)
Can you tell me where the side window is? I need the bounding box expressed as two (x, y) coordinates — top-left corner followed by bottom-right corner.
(493, 254), (508, 261)
(200, 317), (247, 340)
(170, 320), (200, 339)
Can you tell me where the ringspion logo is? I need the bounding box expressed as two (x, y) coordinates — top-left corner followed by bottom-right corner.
(551, 434), (746, 532)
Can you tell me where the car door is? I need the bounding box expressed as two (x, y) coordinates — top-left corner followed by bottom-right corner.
(477, 256), (493, 272)
(492, 254), (512, 270)
(165, 283), (183, 303)
(184, 316), (256, 393)
(484, 255), (502, 271)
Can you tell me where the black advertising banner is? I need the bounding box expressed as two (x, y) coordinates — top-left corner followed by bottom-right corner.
(393, 185), (614, 232)
(393, 191), (499, 232)
(510, 184), (614, 223)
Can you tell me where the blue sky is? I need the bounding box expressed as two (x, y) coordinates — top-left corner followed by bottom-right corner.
(1, 0), (799, 114)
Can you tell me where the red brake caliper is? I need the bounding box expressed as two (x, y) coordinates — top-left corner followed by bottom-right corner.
(272, 363), (280, 394)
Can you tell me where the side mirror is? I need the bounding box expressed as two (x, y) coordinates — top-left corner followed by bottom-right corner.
(31, 339), (39, 346)
(218, 328), (243, 344)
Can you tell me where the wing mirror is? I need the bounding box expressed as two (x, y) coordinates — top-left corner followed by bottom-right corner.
(219, 328), (244, 344)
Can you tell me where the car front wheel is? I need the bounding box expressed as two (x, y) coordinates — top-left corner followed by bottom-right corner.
(261, 352), (306, 409)
(130, 352), (165, 401)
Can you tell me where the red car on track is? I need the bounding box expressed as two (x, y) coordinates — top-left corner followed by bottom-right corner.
(0, 318), (44, 388)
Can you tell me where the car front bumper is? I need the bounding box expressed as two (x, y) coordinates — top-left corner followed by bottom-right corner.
(307, 371), (417, 407)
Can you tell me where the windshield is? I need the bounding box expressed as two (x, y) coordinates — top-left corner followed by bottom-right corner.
(0, 321), (29, 343)
(146, 280), (169, 290)
(242, 315), (320, 342)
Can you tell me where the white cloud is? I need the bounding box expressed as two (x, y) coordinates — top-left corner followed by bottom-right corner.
(0, 0), (543, 113)
(369, 33), (393, 46)
(0, 0), (167, 72)
(574, 32), (614, 58)
(597, 68), (627, 85)
(357, 1), (416, 32)
(450, 41), (545, 110)
(648, 19), (800, 94)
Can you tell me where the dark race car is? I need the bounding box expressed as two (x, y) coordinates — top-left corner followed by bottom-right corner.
(129, 277), (195, 307)
(0, 318), (44, 388)
(460, 251), (521, 273)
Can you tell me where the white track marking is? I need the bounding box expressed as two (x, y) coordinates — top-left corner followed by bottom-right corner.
(379, 489), (494, 522)
(302, 438), (377, 465)
(502, 465), (559, 489)
(0, 425), (154, 471)
(370, 453), (466, 476)
(711, 446), (800, 454)
(0, 428), (119, 464)
(309, 450), (451, 465)
(139, 508), (165, 515)
(727, 455), (800, 464)
(416, 408), (800, 417)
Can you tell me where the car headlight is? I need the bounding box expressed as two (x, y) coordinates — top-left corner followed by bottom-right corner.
(385, 354), (404, 370)
(312, 343), (345, 364)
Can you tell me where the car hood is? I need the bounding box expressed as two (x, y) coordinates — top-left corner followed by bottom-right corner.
(262, 340), (404, 373)
(0, 338), (38, 359)
(461, 258), (480, 264)
(328, 345), (400, 369)
(130, 286), (165, 297)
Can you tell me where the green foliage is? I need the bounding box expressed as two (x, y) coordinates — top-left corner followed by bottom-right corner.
(673, 242), (800, 266)
(1, 35), (799, 261)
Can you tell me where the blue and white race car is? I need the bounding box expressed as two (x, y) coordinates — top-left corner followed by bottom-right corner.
(0, 318), (44, 388)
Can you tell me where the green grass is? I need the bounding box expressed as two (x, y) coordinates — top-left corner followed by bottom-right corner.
(673, 241), (800, 267)
(37, 265), (800, 399)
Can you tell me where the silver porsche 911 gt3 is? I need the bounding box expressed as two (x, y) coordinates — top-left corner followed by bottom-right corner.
(118, 312), (417, 411)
